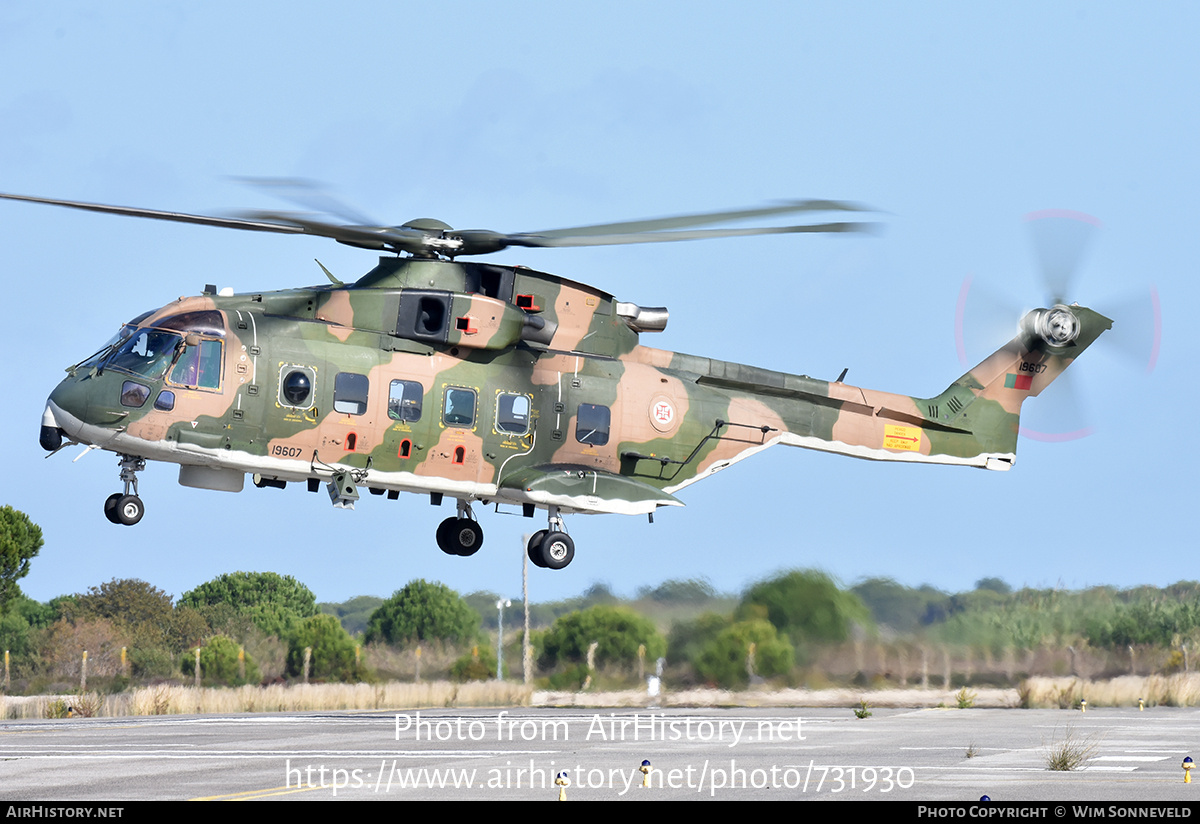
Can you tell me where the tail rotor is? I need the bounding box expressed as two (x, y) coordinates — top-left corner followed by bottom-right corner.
(955, 210), (1160, 442)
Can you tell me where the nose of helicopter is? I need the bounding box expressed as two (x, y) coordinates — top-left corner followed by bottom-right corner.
(39, 375), (92, 451)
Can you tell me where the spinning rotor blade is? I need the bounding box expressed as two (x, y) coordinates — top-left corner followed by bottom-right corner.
(954, 274), (1029, 368)
(956, 274), (1096, 442)
(235, 210), (438, 254)
(0, 189), (877, 258)
(499, 221), (874, 249)
(0, 191), (305, 237)
(1019, 369), (1093, 443)
(528, 199), (872, 238)
(1098, 285), (1162, 374)
(231, 176), (379, 226)
(1026, 209), (1099, 304)
(957, 210), (1161, 442)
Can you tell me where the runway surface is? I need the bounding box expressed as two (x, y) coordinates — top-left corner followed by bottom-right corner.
(1, 706), (1198, 801)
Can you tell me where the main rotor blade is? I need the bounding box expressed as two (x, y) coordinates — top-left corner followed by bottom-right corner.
(238, 210), (434, 253)
(503, 221), (877, 249)
(0, 190), (878, 258)
(231, 177), (379, 226)
(0, 191), (306, 236)
(529, 199), (873, 238)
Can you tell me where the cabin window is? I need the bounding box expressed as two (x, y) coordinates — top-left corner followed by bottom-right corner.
(168, 339), (222, 389)
(279, 366), (315, 409)
(496, 393), (531, 435)
(442, 387), (476, 427)
(154, 390), (176, 411)
(388, 379), (423, 422)
(334, 372), (369, 416)
(575, 403), (610, 446)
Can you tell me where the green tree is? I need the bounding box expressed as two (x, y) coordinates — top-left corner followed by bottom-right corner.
(695, 619), (794, 688)
(639, 578), (719, 604)
(667, 612), (731, 665)
(738, 570), (870, 644)
(538, 605), (666, 669)
(851, 578), (948, 633)
(0, 507), (43, 612)
(974, 577), (1012, 595)
(286, 614), (361, 682)
(364, 580), (481, 645)
(75, 578), (175, 650)
(179, 571), (317, 637)
(320, 595), (384, 636)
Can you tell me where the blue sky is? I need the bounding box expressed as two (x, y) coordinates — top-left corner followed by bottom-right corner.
(1, 2), (1195, 606)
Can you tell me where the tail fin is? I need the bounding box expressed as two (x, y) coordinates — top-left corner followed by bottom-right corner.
(922, 304), (1112, 466)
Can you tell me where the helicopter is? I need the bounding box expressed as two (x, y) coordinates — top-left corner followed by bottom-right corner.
(9, 188), (1111, 570)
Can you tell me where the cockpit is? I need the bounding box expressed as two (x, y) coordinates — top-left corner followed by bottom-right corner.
(82, 309), (226, 389)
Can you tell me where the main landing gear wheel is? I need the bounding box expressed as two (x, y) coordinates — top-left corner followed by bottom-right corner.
(103, 493), (122, 524)
(538, 532), (574, 570)
(108, 494), (144, 526)
(527, 530), (549, 568)
(436, 517), (484, 556)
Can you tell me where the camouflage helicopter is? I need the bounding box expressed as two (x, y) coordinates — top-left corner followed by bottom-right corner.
(9, 189), (1111, 570)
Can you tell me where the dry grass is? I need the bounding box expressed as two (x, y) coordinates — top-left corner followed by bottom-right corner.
(533, 685), (1021, 708)
(0, 681), (533, 719)
(1021, 674), (1200, 708)
(7, 674), (1200, 719)
(1043, 724), (1102, 770)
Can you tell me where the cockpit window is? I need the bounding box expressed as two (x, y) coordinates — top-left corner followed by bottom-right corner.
(168, 339), (223, 389)
(81, 315), (150, 369)
(154, 311), (225, 337)
(103, 329), (182, 379)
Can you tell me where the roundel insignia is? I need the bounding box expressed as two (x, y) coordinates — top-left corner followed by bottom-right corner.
(650, 397), (676, 432)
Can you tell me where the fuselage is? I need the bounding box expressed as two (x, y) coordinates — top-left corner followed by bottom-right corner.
(41, 256), (1111, 524)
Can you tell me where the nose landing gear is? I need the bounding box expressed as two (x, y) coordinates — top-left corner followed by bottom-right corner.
(104, 455), (145, 526)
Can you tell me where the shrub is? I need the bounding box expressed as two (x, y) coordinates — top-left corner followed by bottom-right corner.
(695, 619), (794, 688)
(538, 605), (665, 670)
(450, 646), (497, 682)
(180, 635), (261, 686)
(286, 614), (362, 682)
(739, 570), (870, 644)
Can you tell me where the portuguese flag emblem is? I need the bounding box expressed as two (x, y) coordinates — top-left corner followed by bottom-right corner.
(1005, 373), (1033, 390)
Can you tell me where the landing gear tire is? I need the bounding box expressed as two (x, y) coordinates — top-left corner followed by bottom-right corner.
(526, 530), (548, 568)
(113, 494), (144, 526)
(538, 532), (574, 570)
(437, 517), (484, 556)
(103, 493), (123, 524)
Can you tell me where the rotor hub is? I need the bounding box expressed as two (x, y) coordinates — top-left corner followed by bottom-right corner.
(1027, 304), (1081, 347)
